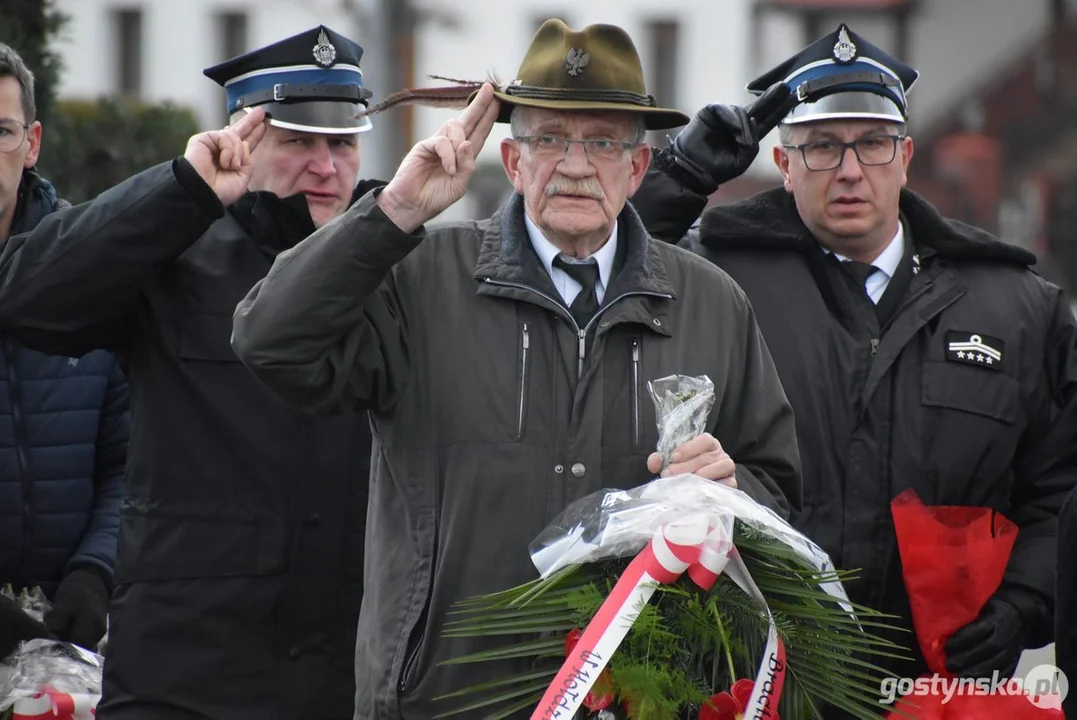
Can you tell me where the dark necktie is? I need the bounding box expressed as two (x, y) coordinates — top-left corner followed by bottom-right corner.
(842, 260), (879, 298)
(553, 255), (600, 328)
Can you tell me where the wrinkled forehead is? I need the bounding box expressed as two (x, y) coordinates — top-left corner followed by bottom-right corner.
(789, 118), (903, 142)
(517, 107), (639, 136)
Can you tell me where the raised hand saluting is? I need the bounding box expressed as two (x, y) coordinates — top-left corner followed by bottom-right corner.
(376, 83), (501, 233)
(183, 107), (269, 207)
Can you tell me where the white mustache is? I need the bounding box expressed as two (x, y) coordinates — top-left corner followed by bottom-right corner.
(546, 178), (605, 201)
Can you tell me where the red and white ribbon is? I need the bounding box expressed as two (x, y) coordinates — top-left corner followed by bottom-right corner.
(11, 686), (97, 720)
(531, 518), (786, 720)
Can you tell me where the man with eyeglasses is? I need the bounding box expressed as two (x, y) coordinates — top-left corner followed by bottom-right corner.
(633, 23), (1077, 713)
(229, 19), (801, 717)
(0, 42), (128, 662)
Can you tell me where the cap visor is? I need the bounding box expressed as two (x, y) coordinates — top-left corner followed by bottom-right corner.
(250, 101), (372, 134)
(784, 91), (904, 125)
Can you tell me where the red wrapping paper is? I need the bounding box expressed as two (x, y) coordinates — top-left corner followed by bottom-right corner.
(885, 489), (1063, 719)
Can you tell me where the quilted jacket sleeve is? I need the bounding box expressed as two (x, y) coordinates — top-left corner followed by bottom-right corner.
(67, 358), (129, 581)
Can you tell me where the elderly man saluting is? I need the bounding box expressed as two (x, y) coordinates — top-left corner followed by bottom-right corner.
(231, 19), (802, 719)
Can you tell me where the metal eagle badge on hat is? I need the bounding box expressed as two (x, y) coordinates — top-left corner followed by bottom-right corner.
(312, 29), (337, 67)
(565, 48), (590, 77)
(832, 26), (857, 63)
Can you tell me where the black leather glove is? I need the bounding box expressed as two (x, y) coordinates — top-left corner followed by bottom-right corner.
(43, 566), (111, 651)
(659, 81), (797, 196)
(944, 586), (1045, 679)
(0, 592), (51, 659)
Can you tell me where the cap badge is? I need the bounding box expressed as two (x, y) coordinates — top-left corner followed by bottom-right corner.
(565, 48), (590, 77)
(832, 25), (857, 64)
(313, 29), (337, 67)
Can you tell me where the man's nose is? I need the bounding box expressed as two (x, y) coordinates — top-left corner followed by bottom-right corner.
(835, 144), (864, 180)
(557, 142), (595, 175)
(308, 144), (337, 176)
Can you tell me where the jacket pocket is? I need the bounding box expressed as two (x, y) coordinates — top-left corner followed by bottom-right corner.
(397, 541), (436, 697)
(630, 336), (642, 450)
(398, 611), (428, 695)
(516, 321), (531, 440)
(177, 312), (242, 362)
(113, 499), (287, 583)
(920, 361), (1021, 424)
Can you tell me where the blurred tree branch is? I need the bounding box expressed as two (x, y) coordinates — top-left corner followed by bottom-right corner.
(0, 0), (69, 125)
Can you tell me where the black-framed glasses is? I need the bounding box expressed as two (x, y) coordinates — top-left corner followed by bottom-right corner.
(783, 134), (905, 171)
(514, 134), (640, 161)
(0, 119), (29, 153)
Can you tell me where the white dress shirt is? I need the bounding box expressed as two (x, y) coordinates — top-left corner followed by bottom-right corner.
(829, 222), (905, 304)
(524, 213), (618, 306)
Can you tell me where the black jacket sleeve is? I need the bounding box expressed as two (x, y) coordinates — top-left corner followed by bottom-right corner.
(630, 147), (711, 244)
(231, 190), (420, 416)
(1007, 288), (1077, 644)
(69, 358), (129, 579)
(0, 159), (223, 356)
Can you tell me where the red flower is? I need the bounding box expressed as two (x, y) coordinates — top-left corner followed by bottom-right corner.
(564, 629), (615, 711)
(699, 679), (779, 720)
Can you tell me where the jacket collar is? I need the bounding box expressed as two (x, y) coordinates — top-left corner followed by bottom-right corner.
(699, 186), (1037, 267)
(228, 179), (387, 258)
(473, 192), (677, 301)
(11, 169), (60, 236)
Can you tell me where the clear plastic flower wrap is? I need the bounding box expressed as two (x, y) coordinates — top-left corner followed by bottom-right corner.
(1, 584), (49, 624)
(528, 373), (853, 613)
(528, 474), (850, 609)
(0, 639), (103, 714)
(647, 374), (715, 468)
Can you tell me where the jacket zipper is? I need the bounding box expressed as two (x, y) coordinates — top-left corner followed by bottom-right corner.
(516, 323), (530, 439)
(399, 634), (424, 694)
(870, 281), (934, 359)
(577, 329), (586, 378)
(3, 339), (32, 577)
(482, 278), (672, 379)
(631, 338), (641, 448)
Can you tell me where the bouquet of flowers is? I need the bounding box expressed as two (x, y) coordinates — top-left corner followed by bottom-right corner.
(435, 375), (909, 720)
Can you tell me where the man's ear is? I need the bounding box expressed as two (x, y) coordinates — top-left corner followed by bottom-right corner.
(626, 144), (652, 197)
(773, 145), (793, 193)
(23, 121), (41, 169)
(501, 138), (526, 194)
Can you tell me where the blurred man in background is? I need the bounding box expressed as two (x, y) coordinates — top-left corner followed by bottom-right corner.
(0, 42), (126, 662)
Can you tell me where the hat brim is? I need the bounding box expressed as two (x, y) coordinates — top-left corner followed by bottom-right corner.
(485, 90), (689, 130)
(246, 101), (373, 134)
(783, 90), (905, 125)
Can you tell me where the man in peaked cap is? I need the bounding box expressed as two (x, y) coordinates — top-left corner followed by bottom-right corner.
(230, 17), (802, 718)
(635, 22), (1077, 714)
(205, 25), (373, 136)
(0, 24), (389, 720)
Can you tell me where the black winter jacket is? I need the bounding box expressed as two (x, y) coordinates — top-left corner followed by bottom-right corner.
(634, 178), (1077, 686)
(0, 160), (380, 720)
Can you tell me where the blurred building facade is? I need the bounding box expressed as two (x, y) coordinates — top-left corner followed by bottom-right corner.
(50, 0), (1077, 294)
